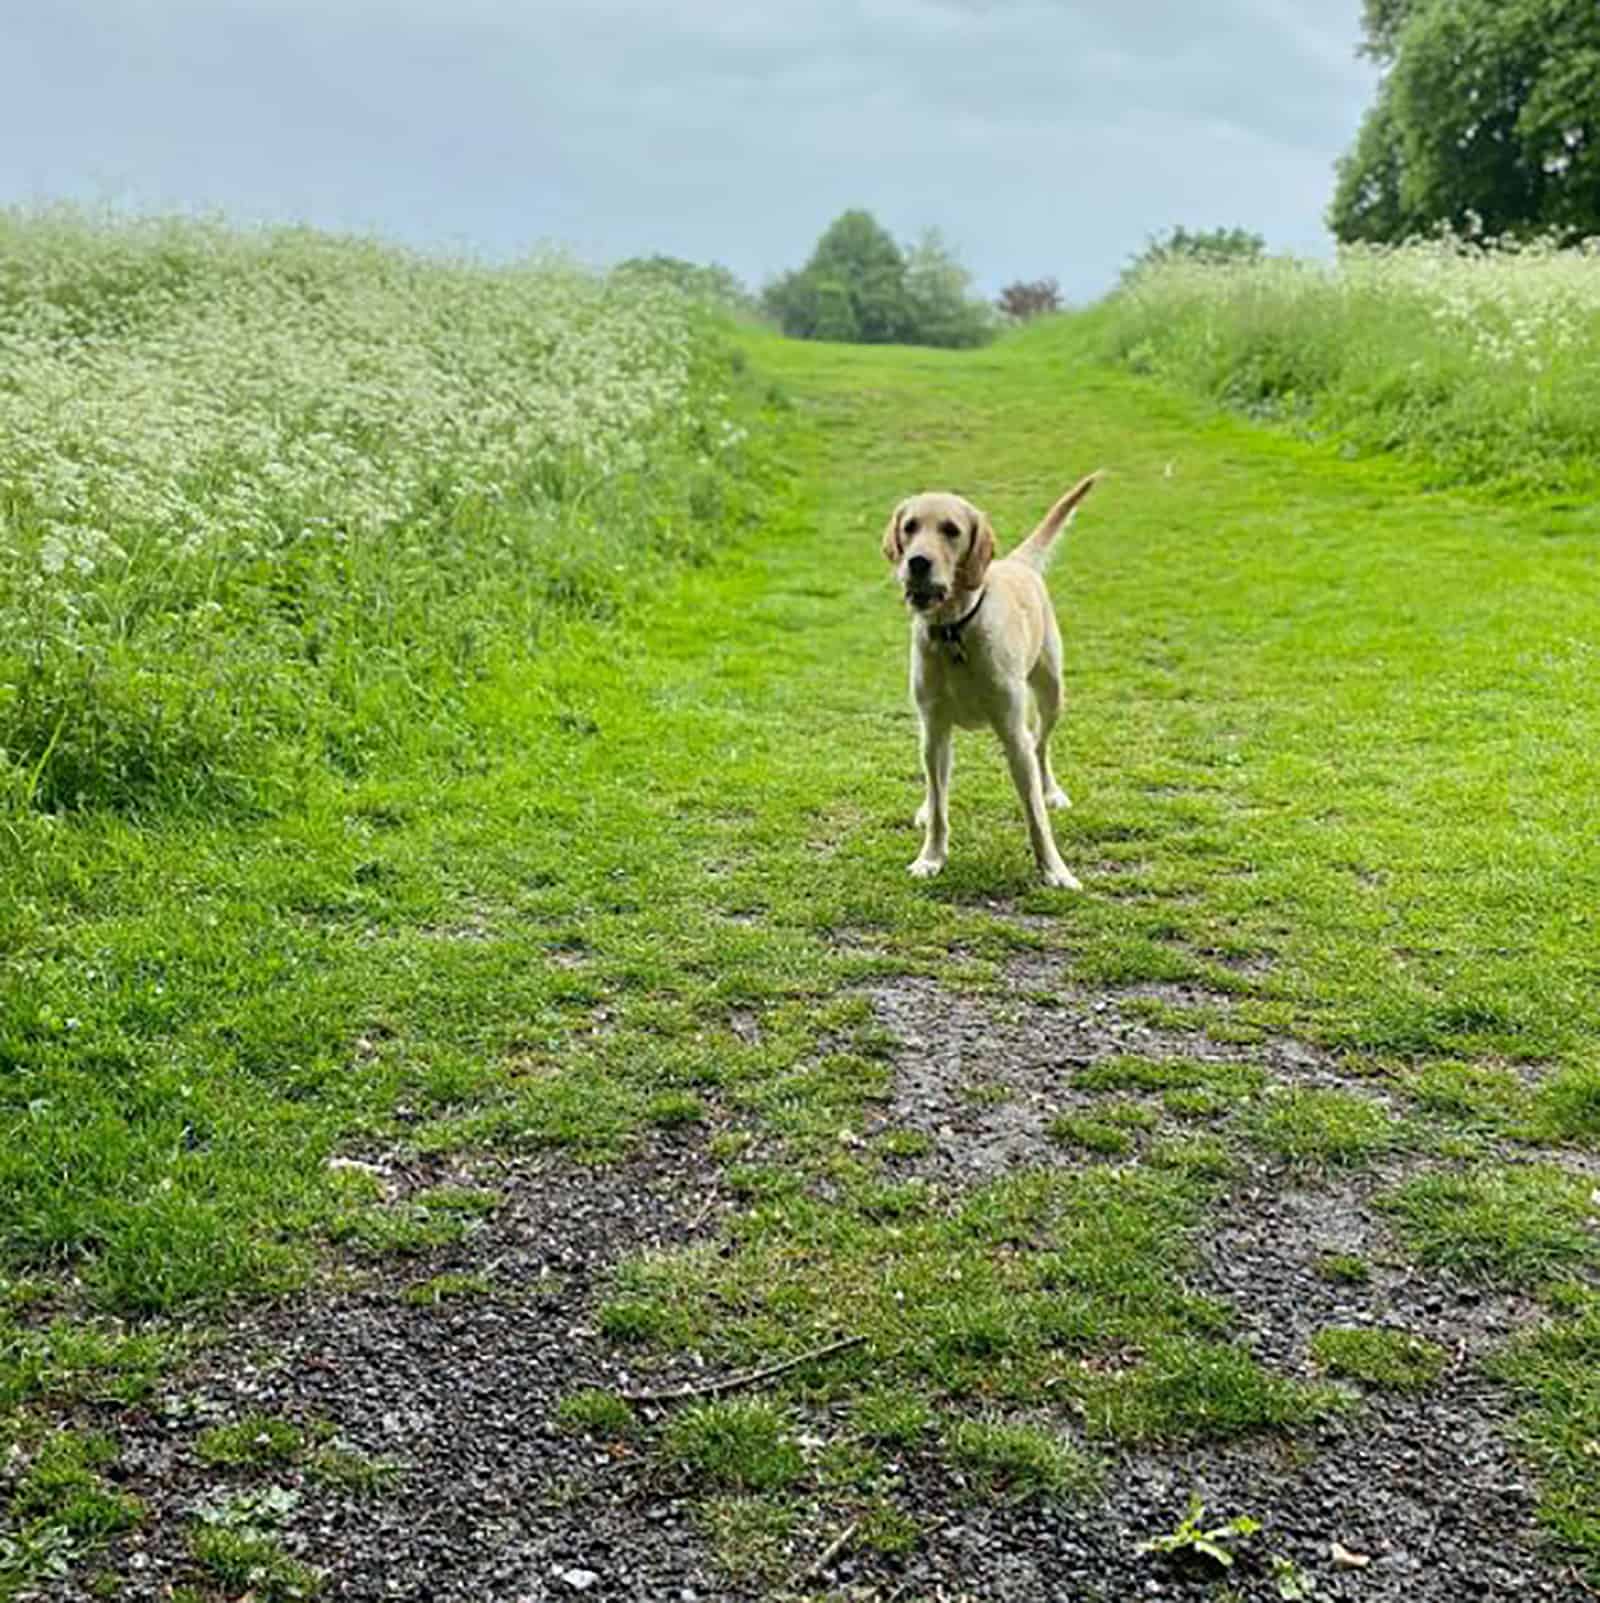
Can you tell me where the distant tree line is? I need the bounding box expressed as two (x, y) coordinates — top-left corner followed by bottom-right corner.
(614, 4), (1599, 354)
(612, 216), (1279, 352)
(612, 255), (758, 315)
(1119, 226), (1264, 280)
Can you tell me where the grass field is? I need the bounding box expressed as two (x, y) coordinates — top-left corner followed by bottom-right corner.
(3, 220), (1600, 1597)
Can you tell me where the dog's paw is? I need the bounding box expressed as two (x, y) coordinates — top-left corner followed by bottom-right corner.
(1045, 787), (1073, 811)
(908, 856), (946, 879)
(1040, 863), (1082, 891)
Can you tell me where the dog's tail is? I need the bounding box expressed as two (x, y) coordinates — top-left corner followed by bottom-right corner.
(1010, 471), (1103, 572)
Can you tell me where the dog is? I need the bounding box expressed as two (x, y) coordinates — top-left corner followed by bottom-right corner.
(881, 473), (1101, 888)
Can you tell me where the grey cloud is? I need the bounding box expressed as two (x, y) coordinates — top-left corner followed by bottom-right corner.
(1, 0), (1377, 298)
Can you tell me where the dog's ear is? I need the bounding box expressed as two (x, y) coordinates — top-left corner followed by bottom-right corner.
(957, 510), (994, 590)
(881, 500), (907, 564)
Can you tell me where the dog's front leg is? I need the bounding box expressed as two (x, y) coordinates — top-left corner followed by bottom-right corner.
(909, 714), (953, 878)
(998, 706), (1081, 890)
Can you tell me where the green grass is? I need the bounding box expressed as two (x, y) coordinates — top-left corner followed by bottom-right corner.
(303, 1444), (401, 1495)
(598, 1166), (1320, 1448)
(412, 1186), (502, 1216)
(944, 1416), (1095, 1500)
(195, 1413), (315, 1469)
(7, 1430), (142, 1541)
(401, 1272), (494, 1307)
(664, 1401), (805, 1492)
(1314, 1253), (1373, 1287)
(1311, 1327), (1449, 1391)
(188, 1525), (322, 1601)
(0, 1319), (177, 1413)
(853, 1390), (937, 1447)
(191, 1415), (400, 1499)
(1163, 1088), (1236, 1121)
(699, 1494), (797, 1582)
(1533, 1064), (1600, 1146)
(1081, 239), (1600, 494)
(1492, 1301), (1600, 1560)
(1380, 1165), (1600, 1288)
(556, 1390), (636, 1438)
(1078, 1335), (1336, 1444)
(5, 229), (1600, 1589)
(1073, 1056), (1264, 1101)
(1245, 1088), (1404, 1169)
(858, 1497), (922, 1555)
(1148, 1135), (1237, 1182)
(0, 216), (777, 1327)
(877, 1129), (935, 1160)
(1046, 1112), (1135, 1156)
(1407, 1062), (1535, 1134)
(645, 1090), (708, 1128)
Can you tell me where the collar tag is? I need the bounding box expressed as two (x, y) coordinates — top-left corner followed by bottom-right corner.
(931, 589), (986, 664)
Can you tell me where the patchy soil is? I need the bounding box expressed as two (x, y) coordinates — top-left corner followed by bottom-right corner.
(861, 970), (1341, 1184)
(65, 1145), (736, 1603)
(824, 1387), (1557, 1601)
(843, 963), (1583, 1602)
(46, 970), (1587, 1602)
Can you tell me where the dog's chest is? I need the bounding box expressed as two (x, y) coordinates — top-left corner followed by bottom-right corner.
(912, 636), (1007, 729)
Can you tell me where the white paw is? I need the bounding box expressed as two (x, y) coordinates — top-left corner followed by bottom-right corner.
(1040, 863), (1082, 891)
(908, 856), (946, 879)
(1045, 788), (1072, 811)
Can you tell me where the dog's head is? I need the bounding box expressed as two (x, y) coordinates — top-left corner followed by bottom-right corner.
(880, 492), (994, 613)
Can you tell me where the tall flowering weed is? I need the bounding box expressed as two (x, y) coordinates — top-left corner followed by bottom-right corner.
(1090, 229), (1600, 491)
(0, 210), (758, 809)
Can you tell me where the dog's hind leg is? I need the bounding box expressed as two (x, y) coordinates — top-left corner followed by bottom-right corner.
(1029, 631), (1071, 811)
(996, 694), (1079, 890)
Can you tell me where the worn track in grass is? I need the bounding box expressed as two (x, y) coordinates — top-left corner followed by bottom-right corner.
(56, 971), (1583, 1600)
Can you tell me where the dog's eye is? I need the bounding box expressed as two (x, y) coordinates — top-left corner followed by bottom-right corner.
(903, 518), (919, 535)
(940, 520), (960, 539)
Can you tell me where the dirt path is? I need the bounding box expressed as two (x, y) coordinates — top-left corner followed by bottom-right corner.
(80, 963), (1579, 1601)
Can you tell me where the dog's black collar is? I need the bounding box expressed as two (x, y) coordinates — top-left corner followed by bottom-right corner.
(930, 589), (987, 657)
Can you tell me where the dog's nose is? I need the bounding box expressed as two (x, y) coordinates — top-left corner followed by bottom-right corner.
(906, 554), (931, 579)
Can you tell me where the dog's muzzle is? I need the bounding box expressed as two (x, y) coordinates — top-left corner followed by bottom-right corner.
(903, 556), (945, 611)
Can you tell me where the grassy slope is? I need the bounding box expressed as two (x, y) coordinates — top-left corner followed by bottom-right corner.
(5, 319), (1600, 1588)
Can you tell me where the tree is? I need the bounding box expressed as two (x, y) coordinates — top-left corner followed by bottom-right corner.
(902, 229), (996, 348)
(1121, 226), (1265, 282)
(1330, 0), (1600, 244)
(997, 278), (1062, 321)
(1357, 0), (1417, 60)
(761, 211), (996, 348)
(763, 210), (911, 343)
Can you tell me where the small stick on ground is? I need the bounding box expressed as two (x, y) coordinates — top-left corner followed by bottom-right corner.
(619, 1335), (865, 1403)
(1566, 1566), (1600, 1600)
(797, 1517), (860, 1587)
(686, 1191), (718, 1231)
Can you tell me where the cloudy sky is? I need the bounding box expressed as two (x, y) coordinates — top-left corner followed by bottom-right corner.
(3, 1), (1377, 299)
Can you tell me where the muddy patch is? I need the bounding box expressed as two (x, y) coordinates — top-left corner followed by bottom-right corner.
(1202, 1167), (1542, 1374)
(862, 970), (1345, 1182)
(65, 1144), (742, 1603)
(834, 1388), (1567, 1603)
(848, 969), (1579, 1601)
